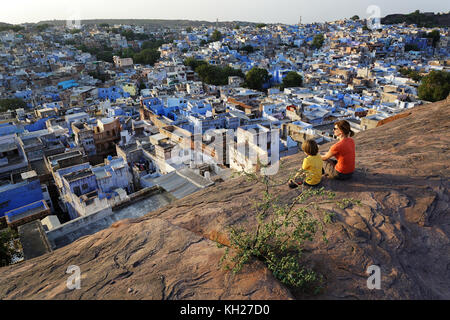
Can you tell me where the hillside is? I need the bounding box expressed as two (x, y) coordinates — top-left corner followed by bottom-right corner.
(382, 12), (450, 27)
(0, 98), (449, 300)
(36, 19), (253, 28)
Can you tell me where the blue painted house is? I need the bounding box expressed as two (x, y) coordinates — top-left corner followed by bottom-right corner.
(0, 180), (44, 219)
(98, 87), (130, 102)
(58, 80), (79, 90)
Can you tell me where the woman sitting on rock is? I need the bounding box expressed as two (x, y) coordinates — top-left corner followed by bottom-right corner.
(322, 120), (356, 181)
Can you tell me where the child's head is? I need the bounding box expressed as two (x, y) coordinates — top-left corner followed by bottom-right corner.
(302, 139), (319, 156)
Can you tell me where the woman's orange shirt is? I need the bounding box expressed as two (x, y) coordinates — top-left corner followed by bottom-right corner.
(330, 138), (355, 174)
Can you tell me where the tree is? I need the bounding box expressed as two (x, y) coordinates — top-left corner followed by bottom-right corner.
(142, 39), (166, 50)
(88, 71), (108, 83)
(186, 27), (193, 33)
(405, 43), (420, 52)
(120, 48), (136, 59)
(0, 25), (24, 33)
(399, 68), (423, 82)
(96, 51), (115, 63)
(282, 72), (303, 89)
(139, 82), (147, 92)
(418, 71), (450, 102)
(234, 25), (241, 30)
(184, 58), (208, 70)
(426, 30), (440, 48)
(210, 30), (223, 42)
(35, 24), (51, 32)
(0, 98), (27, 112)
(1, 228), (22, 267)
(244, 67), (271, 92)
(133, 49), (160, 66)
(311, 34), (325, 50)
(256, 23), (267, 28)
(240, 45), (255, 54)
(195, 64), (244, 86)
(351, 15), (360, 21)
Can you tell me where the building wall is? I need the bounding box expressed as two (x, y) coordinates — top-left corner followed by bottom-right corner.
(63, 174), (98, 197)
(95, 166), (132, 194)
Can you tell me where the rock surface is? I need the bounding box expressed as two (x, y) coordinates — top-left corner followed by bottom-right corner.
(0, 99), (449, 300)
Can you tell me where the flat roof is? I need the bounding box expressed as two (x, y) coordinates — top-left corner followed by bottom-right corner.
(18, 220), (52, 260)
(100, 118), (115, 125)
(0, 180), (28, 193)
(21, 171), (37, 180)
(48, 150), (82, 162)
(0, 142), (18, 153)
(63, 169), (94, 183)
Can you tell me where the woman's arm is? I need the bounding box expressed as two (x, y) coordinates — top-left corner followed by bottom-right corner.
(322, 149), (336, 161)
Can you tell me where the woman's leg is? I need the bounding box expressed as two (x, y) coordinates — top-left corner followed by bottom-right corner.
(323, 159), (339, 179)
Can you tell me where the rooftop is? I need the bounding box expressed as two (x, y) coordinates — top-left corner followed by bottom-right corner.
(18, 220), (52, 261)
(63, 168), (94, 183)
(0, 142), (18, 153)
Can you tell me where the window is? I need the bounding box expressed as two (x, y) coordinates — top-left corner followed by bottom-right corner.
(73, 186), (81, 196)
(82, 183), (88, 190)
(0, 201), (10, 210)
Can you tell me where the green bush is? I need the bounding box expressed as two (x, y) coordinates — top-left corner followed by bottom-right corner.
(219, 163), (361, 292)
(244, 67), (271, 92)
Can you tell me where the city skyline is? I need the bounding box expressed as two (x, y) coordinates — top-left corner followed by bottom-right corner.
(1, 0), (449, 25)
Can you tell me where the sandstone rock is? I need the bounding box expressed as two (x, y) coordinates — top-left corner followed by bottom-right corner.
(0, 218), (293, 300)
(0, 99), (449, 300)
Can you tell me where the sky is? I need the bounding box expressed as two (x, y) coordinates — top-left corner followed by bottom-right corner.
(1, 0), (449, 25)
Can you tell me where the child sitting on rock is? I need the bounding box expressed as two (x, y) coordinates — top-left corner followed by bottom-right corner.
(289, 139), (323, 189)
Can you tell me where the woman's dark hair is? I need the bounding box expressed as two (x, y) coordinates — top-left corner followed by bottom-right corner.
(302, 139), (319, 156)
(335, 120), (355, 137)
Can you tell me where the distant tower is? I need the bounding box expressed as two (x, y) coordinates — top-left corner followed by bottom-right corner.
(298, 16), (302, 26)
(216, 18), (219, 29)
